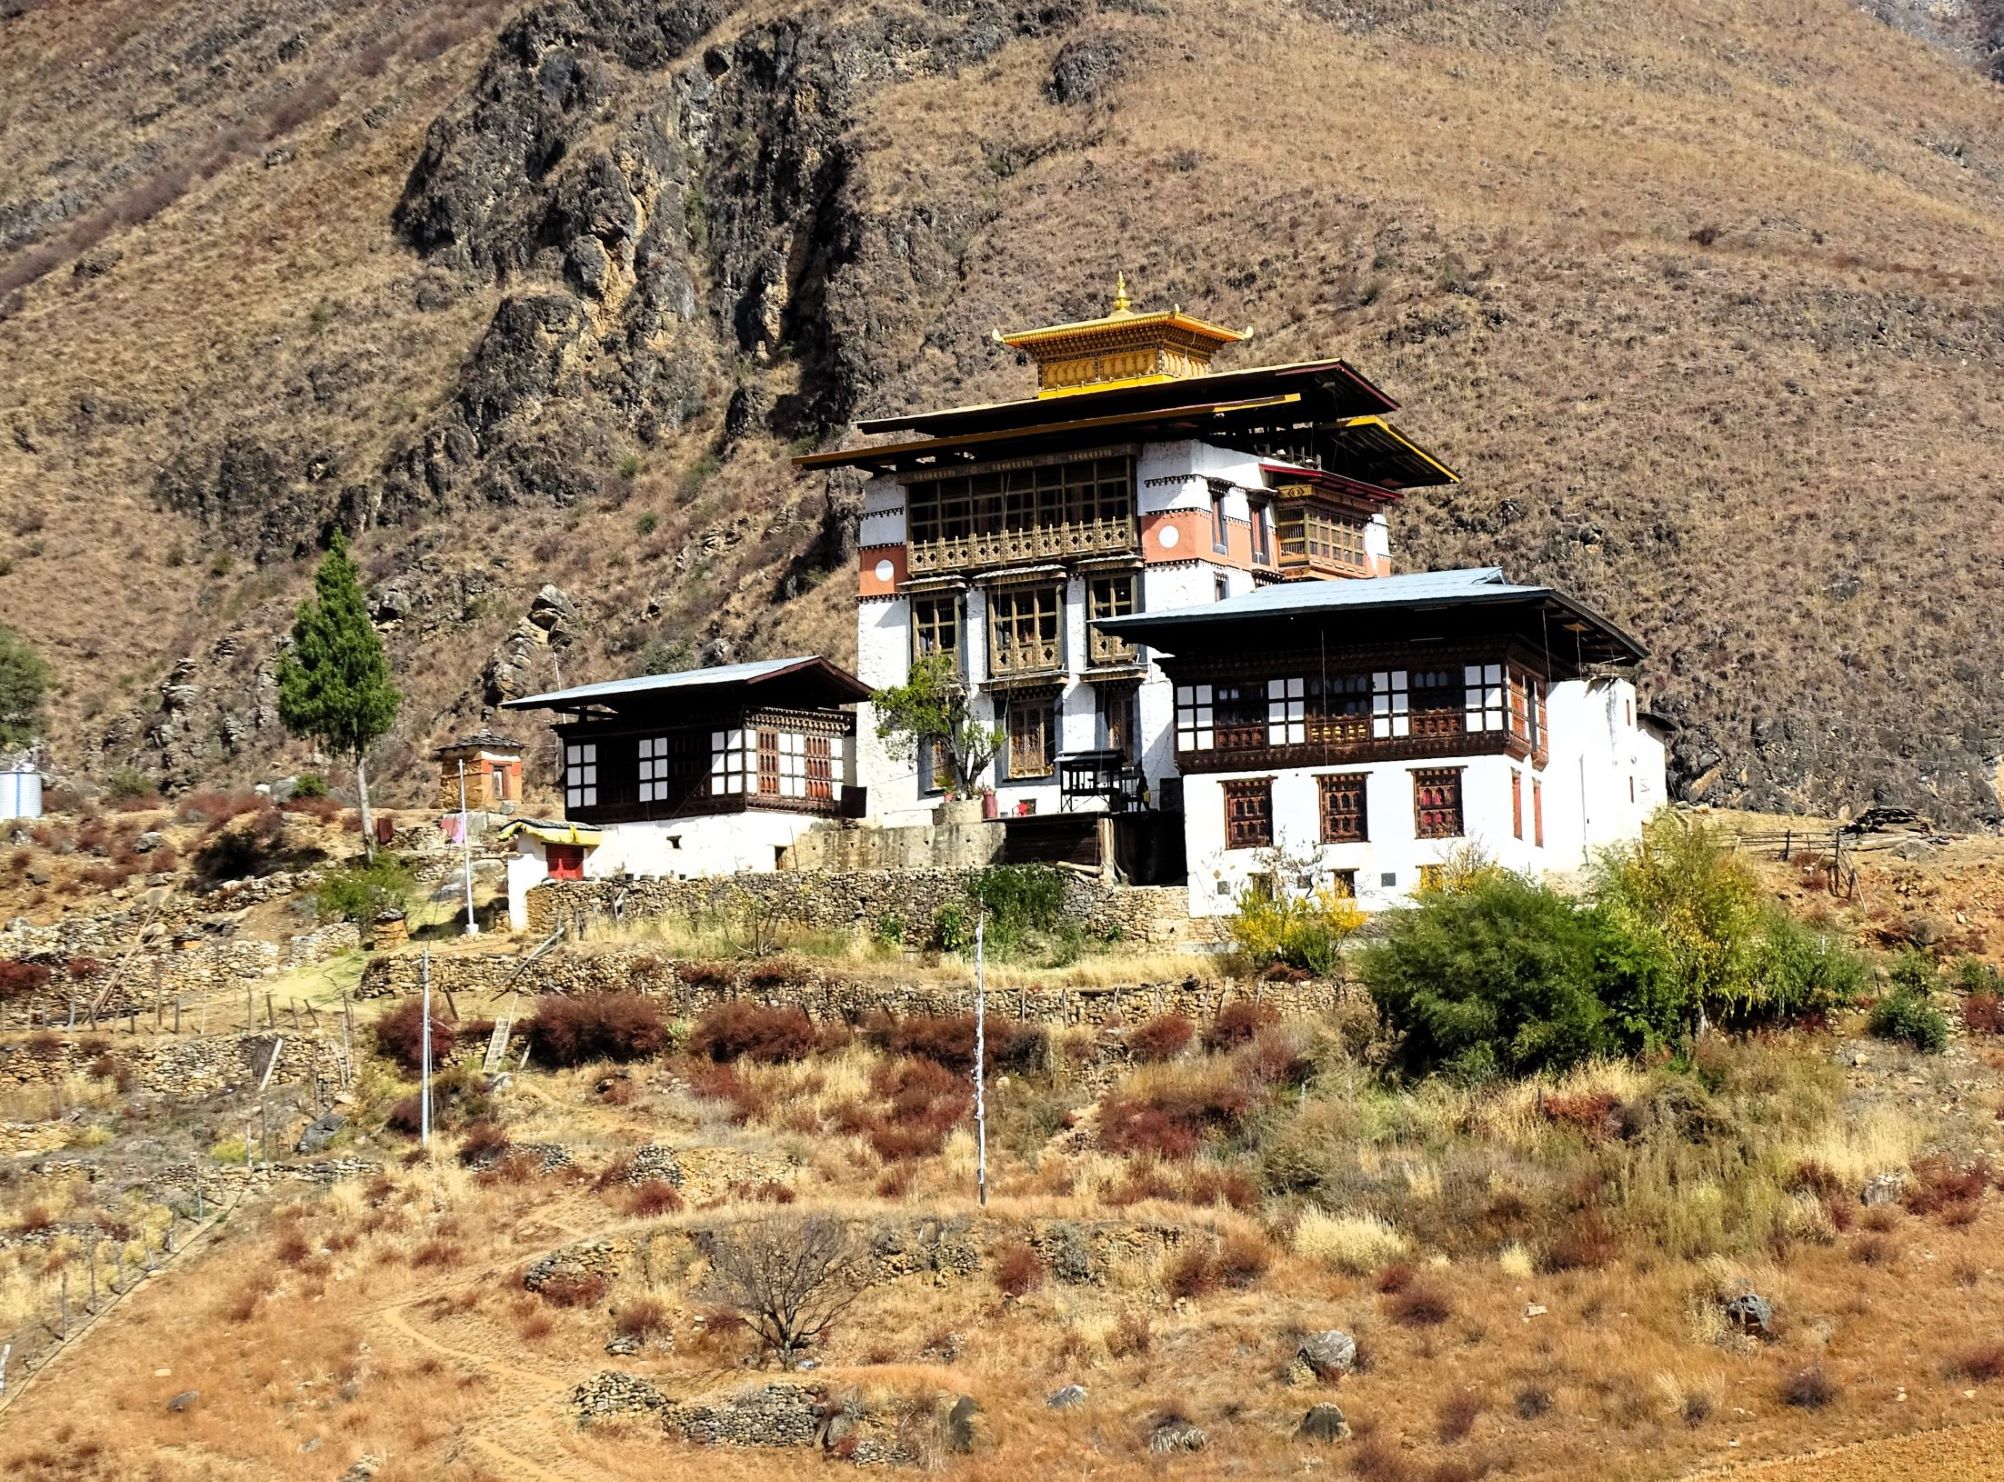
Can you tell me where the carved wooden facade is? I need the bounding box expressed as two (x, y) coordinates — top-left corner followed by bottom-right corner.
(555, 704), (857, 825)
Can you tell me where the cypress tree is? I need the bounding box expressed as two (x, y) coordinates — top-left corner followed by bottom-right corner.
(0, 624), (52, 753)
(277, 533), (400, 856)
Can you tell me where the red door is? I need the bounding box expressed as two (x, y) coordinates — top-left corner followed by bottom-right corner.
(546, 844), (585, 881)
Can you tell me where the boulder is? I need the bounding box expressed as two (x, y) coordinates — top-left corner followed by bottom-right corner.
(166, 1389), (199, 1413)
(1148, 1415), (1208, 1453)
(1296, 1403), (1350, 1443)
(1296, 1329), (1358, 1380)
(1047, 1384), (1088, 1411)
(946, 1394), (982, 1453)
(1862, 1172), (1907, 1207)
(133, 831), (165, 854)
(1724, 1292), (1774, 1339)
(295, 1112), (346, 1155)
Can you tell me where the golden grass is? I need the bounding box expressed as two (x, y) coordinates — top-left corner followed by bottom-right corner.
(1293, 1209), (1409, 1275)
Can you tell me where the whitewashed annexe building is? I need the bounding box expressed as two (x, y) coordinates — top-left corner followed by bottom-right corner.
(494, 657), (868, 929)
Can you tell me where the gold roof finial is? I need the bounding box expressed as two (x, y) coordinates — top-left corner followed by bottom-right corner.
(1110, 271), (1132, 316)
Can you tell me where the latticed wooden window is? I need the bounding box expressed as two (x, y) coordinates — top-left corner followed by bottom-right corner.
(1249, 498), (1273, 565)
(1086, 574), (1137, 665)
(911, 595), (961, 663)
(1097, 686), (1138, 763)
(1413, 767), (1464, 839)
(988, 584), (1063, 676)
(756, 730), (781, 796)
(1511, 769), (1524, 839)
(1005, 696), (1056, 779)
(1278, 505), (1368, 573)
(1174, 684), (1214, 751)
(1318, 773), (1368, 843)
(906, 456), (1133, 570)
(1222, 778), (1274, 850)
(805, 735), (835, 800)
(1464, 663), (1506, 732)
(563, 742), (598, 810)
(1310, 674), (1372, 743)
(1212, 683), (1266, 750)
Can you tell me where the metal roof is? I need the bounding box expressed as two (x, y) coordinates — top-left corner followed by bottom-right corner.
(502, 655), (871, 711)
(1097, 567), (1647, 662)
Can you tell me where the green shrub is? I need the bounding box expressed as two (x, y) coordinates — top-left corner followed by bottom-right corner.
(1760, 914), (1871, 1023)
(931, 900), (973, 954)
(1361, 872), (1616, 1082)
(871, 912), (905, 948)
(316, 854), (414, 923)
(290, 772), (328, 799)
(1953, 956), (2002, 995)
(104, 765), (156, 801)
(969, 865), (1066, 955)
(1223, 882), (1365, 974)
(1870, 980), (1948, 1054)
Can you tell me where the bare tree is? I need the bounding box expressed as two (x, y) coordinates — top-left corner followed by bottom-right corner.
(703, 1215), (867, 1367)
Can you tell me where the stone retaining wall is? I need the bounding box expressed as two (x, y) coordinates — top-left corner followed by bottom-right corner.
(357, 944), (1346, 1026)
(524, 870), (1191, 946)
(2, 923), (361, 1025)
(0, 1029), (343, 1098)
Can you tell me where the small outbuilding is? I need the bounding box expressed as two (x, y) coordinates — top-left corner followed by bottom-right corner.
(433, 730), (525, 813)
(497, 656), (871, 930)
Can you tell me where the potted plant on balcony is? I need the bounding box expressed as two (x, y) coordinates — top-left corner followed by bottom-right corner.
(871, 654), (1001, 827)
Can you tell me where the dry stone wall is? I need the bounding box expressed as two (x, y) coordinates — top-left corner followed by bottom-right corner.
(0, 1029), (343, 1098)
(522, 870), (1189, 946)
(359, 944), (1346, 1026)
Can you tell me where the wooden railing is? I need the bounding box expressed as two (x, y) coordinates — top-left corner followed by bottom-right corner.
(909, 516), (1136, 575)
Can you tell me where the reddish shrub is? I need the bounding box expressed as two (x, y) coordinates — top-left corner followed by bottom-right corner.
(1241, 1025), (1314, 1087)
(66, 955), (103, 981)
(1182, 1165), (1260, 1211)
(1106, 1308), (1152, 1358)
(1780, 1366), (1836, 1409)
(1905, 1156), (1991, 1217)
(0, 959), (52, 1001)
(1376, 1261), (1417, 1294)
(993, 1239), (1043, 1298)
(684, 1061), (768, 1123)
(676, 960), (733, 988)
(523, 993), (668, 1066)
(613, 1296), (670, 1340)
(534, 1271), (608, 1308)
(627, 1180), (685, 1216)
(687, 1002), (816, 1064)
(175, 789), (261, 825)
(15, 1203), (53, 1234)
(1127, 1013), (1195, 1063)
(745, 956), (810, 990)
(410, 1239), (459, 1268)
(1388, 1280), (1453, 1327)
(1961, 993), (2004, 1035)
(274, 1230), (313, 1267)
(1787, 1159), (1845, 1200)
(1541, 1090), (1623, 1140)
(386, 1095), (424, 1136)
(373, 997), (455, 1074)
(726, 1179), (796, 1205)
(1202, 1001), (1277, 1053)
(1436, 1390), (1484, 1443)
(456, 1122), (511, 1167)
(1948, 1343), (2004, 1383)
(1540, 1211), (1619, 1273)
(1851, 1233), (1897, 1266)
(874, 1012), (1047, 1075)
(1215, 1229), (1272, 1288)
(1165, 1244), (1220, 1300)
(1097, 1076), (1253, 1160)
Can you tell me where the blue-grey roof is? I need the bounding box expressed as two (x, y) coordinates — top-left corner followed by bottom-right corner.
(1098, 566), (1645, 661)
(503, 655), (869, 711)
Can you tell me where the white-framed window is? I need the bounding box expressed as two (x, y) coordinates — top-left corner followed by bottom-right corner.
(1174, 683), (1214, 751)
(564, 742), (598, 810)
(1371, 670), (1410, 739)
(636, 735), (671, 802)
(1267, 677), (1305, 745)
(776, 732), (808, 798)
(1465, 663), (1506, 732)
(708, 729), (753, 795)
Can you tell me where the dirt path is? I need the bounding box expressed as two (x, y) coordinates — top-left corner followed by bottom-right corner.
(1694, 1420), (2004, 1480)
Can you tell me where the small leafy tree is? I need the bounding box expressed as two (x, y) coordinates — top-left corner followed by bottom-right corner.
(871, 653), (1000, 797)
(276, 533), (400, 856)
(0, 624), (52, 752)
(1361, 871), (1616, 1082)
(702, 1215), (867, 1367)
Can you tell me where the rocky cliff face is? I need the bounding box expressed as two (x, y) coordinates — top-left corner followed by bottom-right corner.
(1, 0), (2002, 823)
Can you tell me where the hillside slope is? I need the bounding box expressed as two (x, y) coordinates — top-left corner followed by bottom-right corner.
(1, 0), (2002, 821)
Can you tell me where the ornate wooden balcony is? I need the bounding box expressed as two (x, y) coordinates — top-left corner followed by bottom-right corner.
(909, 516), (1137, 576)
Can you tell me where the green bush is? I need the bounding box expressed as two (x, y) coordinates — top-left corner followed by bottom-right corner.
(931, 900), (973, 954)
(1223, 882), (1365, 974)
(1361, 872), (1617, 1082)
(1760, 914), (1871, 1023)
(316, 855), (414, 923)
(969, 864), (1066, 954)
(104, 765), (156, 802)
(291, 772), (329, 799)
(871, 912), (905, 948)
(1869, 983), (1948, 1053)
(1953, 955), (2003, 995)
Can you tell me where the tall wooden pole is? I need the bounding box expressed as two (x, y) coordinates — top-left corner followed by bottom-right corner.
(459, 760), (479, 937)
(974, 913), (987, 1209)
(420, 948), (432, 1149)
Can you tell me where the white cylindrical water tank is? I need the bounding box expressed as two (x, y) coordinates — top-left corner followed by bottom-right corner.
(0, 769), (43, 820)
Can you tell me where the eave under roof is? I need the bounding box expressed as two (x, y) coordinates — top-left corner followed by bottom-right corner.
(503, 655), (872, 714)
(1097, 567), (1646, 669)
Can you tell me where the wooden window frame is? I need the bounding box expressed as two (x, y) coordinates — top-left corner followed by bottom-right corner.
(1317, 772), (1369, 843)
(1511, 769), (1524, 839)
(1532, 776), (1544, 847)
(563, 742), (598, 811)
(1222, 777), (1274, 850)
(1086, 573), (1138, 666)
(1249, 497), (1273, 565)
(910, 594), (962, 666)
(987, 583), (1064, 677)
(1096, 684), (1139, 764)
(1210, 483), (1229, 553)
(1174, 684), (1214, 752)
(1327, 868), (1357, 898)
(1412, 766), (1465, 840)
(1004, 694), (1057, 781)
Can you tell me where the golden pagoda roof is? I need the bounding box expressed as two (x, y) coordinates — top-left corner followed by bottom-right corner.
(993, 274), (1252, 398)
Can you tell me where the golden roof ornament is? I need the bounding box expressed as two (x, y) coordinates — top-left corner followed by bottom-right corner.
(995, 277), (1251, 398)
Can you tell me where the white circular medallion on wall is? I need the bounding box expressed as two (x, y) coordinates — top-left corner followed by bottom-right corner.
(1158, 524), (1180, 550)
(874, 559), (895, 583)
